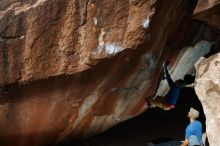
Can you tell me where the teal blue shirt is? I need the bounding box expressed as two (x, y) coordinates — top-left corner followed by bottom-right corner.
(185, 120), (203, 145)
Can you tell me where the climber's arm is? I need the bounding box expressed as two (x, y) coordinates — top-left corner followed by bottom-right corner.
(185, 83), (194, 88)
(180, 139), (188, 146)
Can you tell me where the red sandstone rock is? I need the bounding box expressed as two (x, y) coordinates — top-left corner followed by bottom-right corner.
(194, 3), (220, 30)
(0, 0), (155, 85)
(0, 0), (219, 146)
(194, 0), (220, 14)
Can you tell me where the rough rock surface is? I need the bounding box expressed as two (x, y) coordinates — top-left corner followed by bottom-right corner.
(194, 0), (220, 14)
(194, 3), (220, 30)
(0, 0), (156, 85)
(195, 53), (220, 146)
(0, 0), (219, 146)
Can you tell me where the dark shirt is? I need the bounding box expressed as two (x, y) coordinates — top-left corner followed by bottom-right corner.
(163, 65), (181, 106)
(165, 85), (181, 106)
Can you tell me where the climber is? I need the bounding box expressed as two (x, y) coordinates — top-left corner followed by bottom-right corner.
(147, 61), (187, 110)
(180, 107), (203, 146)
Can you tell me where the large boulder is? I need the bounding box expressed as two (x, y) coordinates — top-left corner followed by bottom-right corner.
(195, 53), (220, 146)
(0, 0), (219, 146)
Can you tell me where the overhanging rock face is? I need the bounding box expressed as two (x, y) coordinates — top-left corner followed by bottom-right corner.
(195, 53), (220, 146)
(0, 0), (157, 84)
(0, 0), (218, 146)
(194, 0), (220, 14)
